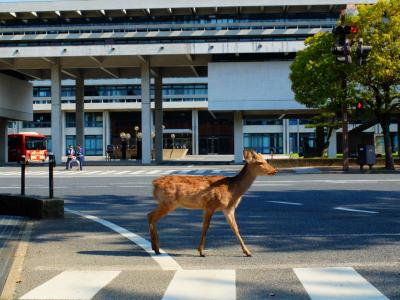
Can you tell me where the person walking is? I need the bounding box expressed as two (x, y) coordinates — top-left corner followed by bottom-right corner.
(65, 145), (75, 170)
(76, 144), (84, 171)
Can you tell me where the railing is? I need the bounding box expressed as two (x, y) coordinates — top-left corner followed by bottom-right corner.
(33, 95), (208, 105)
(0, 20), (337, 35)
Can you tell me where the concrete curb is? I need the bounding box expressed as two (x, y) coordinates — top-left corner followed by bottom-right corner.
(0, 194), (64, 219)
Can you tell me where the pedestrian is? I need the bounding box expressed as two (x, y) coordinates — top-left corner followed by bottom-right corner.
(65, 145), (75, 170)
(269, 146), (276, 159)
(76, 144), (84, 171)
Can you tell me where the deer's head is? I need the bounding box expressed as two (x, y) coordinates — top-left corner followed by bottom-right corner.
(243, 150), (278, 176)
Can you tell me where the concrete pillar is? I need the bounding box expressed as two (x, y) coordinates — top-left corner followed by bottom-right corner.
(283, 119), (290, 154)
(234, 111), (243, 164)
(192, 110), (199, 155)
(75, 72), (85, 148)
(104, 110), (111, 156)
(328, 129), (337, 158)
(141, 57), (152, 164)
(51, 62), (63, 163)
(0, 118), (8, 165)
(154, 73), (163, 164)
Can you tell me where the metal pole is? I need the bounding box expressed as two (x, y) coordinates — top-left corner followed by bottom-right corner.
(49, 153), (54, 199)
(20, 155), (25, 196)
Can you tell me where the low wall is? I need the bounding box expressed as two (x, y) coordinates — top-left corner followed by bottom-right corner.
(0, 194), (64, 219)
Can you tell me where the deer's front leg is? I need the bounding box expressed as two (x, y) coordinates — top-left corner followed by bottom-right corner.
(223, 209), (252, 257)
(198, 209), (214, 257)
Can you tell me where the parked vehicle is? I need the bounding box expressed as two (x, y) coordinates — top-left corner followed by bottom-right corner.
(8, 132), (48, 163)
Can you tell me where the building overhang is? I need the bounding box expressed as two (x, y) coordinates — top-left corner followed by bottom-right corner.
(0, 0), (376, 22)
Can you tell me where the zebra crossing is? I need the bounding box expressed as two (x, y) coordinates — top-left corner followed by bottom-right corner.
(0, 168), (238, 177)
(18, 266), (389, 300)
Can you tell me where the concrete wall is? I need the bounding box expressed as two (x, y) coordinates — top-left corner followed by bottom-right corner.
(0, 73), (33, 121)
(208, 61), (306, 111)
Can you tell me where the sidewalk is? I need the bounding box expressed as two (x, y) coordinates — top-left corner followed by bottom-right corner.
(0, 216), (27, 295)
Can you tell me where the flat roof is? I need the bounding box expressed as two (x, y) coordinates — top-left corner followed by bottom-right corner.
(0, 0), (376, 14)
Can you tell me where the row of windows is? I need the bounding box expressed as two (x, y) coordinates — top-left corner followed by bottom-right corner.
(244, 119), (313, 126)
(33, 84), (208, 98)
(22, 112), (103, 128)
(23, 113), (315, 129)
(1, 13), (338, 28)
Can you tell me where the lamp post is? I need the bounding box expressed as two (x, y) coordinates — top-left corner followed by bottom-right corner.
(134, 126), (139, 149)
(120, 132), (127, 160)
(171, 133), (176, 149)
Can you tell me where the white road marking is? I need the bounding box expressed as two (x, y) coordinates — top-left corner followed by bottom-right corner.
(163, 270), (236, 300)
(194, 169), (207, 174)
(211, 169), (222, 174)
(334, 207), (379, 214)
(19, 271), (120, 300)
(65, 208), (182, 271)
(147, 169), (162, 174)
(114, 170), (132, 175)
(268, 200), (303, 206)
(161, 169), (177, 175)
(177, 170), (192, 174)
(129, 170), (146, 174)
(294, 267), (389, 300)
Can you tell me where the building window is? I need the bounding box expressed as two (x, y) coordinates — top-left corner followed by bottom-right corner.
(62, 86), (75, 97)
(85, 135), (103, 155)
(65, 113), (76, 128)
(23, 113), (51, 128)
(85, 112), (103, 127)
(244, 133), (283, 154)
(65, 112), (103, 128)
(244, 119), (283, 126)
(33, 87), (51, 97)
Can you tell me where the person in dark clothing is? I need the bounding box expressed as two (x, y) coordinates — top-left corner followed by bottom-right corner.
(121, 139), (127, 160)
(66, 145), (75, 170)
(76, 144), (84, 171)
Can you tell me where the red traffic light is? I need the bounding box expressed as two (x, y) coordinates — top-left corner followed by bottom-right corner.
(356, 101), (364, 110)
(350, 26), (359, 33)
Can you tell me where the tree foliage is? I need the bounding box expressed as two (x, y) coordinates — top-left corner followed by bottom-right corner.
(289, 32), (357, 111)
(350, 0), (400, 169)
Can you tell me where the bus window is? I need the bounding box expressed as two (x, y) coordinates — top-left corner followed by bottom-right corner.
(26, 137), (47, 150)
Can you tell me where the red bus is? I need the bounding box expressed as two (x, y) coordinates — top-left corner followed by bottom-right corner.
(8, 132), (48, 163)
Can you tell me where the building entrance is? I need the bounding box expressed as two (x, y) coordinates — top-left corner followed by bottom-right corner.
(207, 137), (218, 154)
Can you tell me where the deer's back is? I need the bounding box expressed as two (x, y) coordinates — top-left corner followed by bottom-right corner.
(152, 175), (230, 209)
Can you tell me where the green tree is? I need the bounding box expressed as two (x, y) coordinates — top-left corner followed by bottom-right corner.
(289, 32), (357, 164)
(350, 0), (400, 169)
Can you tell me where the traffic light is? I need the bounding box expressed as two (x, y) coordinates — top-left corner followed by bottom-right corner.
(332, 39), (352, 64)
(332, 25), (351, 45)
(332, 25), (355, 64)
(356, 101), (364, 112)
(356, 38), (372, 66)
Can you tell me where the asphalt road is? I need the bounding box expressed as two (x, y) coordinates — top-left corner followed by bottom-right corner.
(1, 166), (399, 299)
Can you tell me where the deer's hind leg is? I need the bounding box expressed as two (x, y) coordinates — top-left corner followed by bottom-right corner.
(198, 208), (215, 257)
(148, 203), (176, 254)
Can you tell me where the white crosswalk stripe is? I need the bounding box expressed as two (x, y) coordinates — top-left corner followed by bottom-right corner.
(19, 271), (121, 300)
(294, 267), (389, 300)
(0, 169), (237, 177)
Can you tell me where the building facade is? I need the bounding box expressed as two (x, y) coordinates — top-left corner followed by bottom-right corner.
(2, 0), (397, 164)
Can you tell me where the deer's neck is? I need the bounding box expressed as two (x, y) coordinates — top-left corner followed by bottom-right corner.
(230, 163), (256, 198)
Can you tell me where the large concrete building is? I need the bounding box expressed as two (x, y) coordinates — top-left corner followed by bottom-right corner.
(2, 0), (397, 164)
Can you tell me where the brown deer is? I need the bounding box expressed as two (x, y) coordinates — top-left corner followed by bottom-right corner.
(148, 149), (277, 257)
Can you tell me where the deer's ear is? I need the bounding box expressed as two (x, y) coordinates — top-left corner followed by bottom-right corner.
(243, 149), (254, 162)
